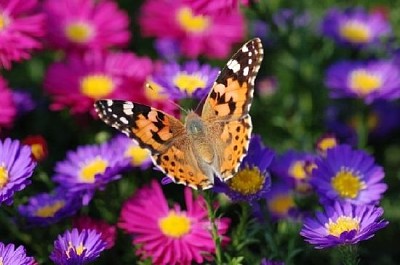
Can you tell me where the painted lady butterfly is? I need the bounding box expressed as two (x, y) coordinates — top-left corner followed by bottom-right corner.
(94, 38), (264, 189)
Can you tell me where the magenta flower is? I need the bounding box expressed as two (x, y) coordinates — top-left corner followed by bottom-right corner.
(118, 180), (231, 264)
(73, 216), (117, 249)
(0, 76), (16, 129)
(44, 51), (153, 115)
(139, 0), (245, 58)
(0, 0), (45, 69)
(43, 0), (130, 51)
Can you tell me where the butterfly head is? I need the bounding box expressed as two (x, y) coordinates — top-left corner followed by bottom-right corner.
(185, 111), (205, 136)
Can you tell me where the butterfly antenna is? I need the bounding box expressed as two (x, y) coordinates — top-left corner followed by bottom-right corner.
(146, 83), (188, 114)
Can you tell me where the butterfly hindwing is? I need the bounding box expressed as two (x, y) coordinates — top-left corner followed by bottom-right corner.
(94, 100), (185, 154)
(201, 38), (263, 120)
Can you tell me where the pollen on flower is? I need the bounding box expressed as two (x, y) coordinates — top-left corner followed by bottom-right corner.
(0, 14), (10, 31)
(64, 21), (94, 44)
(145, 80), (168, 101)
(173, 73), (207, 95)
(158, 211), (191, 238)
(289, 161), (307, 180)
(349, 69), (382, 96)
(79, 157), (108, 183)
(326, 216), (360, 237)
(228, 168), (265, 195)
(331, 168), (366, 199)
(66, 242), (86, 258)
(0, 165), (9, 188)
(35, 201), (65, 218)
(80, 75), (114, 99)
(124, 145), (150, 166)
(317, 136), (338, 153)
(268, 194), (295, 216)
(339, 21), (371, 44)
(176, 7), (210, 33)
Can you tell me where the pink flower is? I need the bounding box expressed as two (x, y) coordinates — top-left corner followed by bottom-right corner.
(43, 0), (130, 51)
(139, 0), (245, 58)
(0, 76), (16, 129)
(44, 51), (153, 115)
(118, 180), (231, 265)
(73, 216), (117, 249)
(0, 0), (45, 69)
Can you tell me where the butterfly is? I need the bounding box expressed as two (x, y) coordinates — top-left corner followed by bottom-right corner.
(94, 38), (264, 190)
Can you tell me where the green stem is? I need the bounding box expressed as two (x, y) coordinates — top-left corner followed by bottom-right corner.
(338, 245), (360, 265)
(356, 102), (369, 149)
(203, 191), (223, 265)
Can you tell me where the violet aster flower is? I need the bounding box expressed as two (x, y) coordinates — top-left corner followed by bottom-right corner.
(154, 38), (181, 61)
(321, 8), (391, 48)
(311, 145), (387, 205)
(44, 51), (153, 115)
(271, 150), (315, 193)
(265, 182), (299, 221)
(273, 8), (310, 30)
(139, 0), (245, 58)
(18, 188), (81, 226)
(12, 90), (36, 115)
(53, 142), (130, 205)
(43, 0), (130, 51)
(0, 76), (16, 129)
(261, 259), (285, 265)
(108, 134), (152, 170)
(73, 216), (117, 249)
(300, 202), (388, 249)
(0, 242), (36, 265)
(152, 60), (219, 100)
(50, 228), (107, 265)
(0, 0), (45, 69)
(0, 138), (35, 205)
(214, 135), (274, 202)
(325, 60), (400, 103)
(118, 180), (231, 265)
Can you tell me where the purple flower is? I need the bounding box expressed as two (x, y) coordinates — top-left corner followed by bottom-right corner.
(152, 60), (219, 100)
(12, 90), (36, 115)
(214, 135), (274, 202)
(0, 138), (36, 205)
(154, 38), (181, 61)
(271, 150), (315, 193)
(50, 228), (107, 265)
(321, 8), (391, 48)
(53, 142), (130, 205)
(325, 60), (400, 103)
(265, 182), (299, 221)
(273, 9), (310, 29)
(18, 188), (81, 226)
(108, 134), (152, 170)
(300, 202), (388, 249)
(0, 242), (36, 265)
(261, 259), (285, 265)
(311, 145), (387, 205)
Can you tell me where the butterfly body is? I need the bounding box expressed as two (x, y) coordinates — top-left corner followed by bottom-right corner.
(95, 38), (264, 189)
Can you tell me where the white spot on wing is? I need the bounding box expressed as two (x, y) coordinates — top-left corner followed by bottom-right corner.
(243, 66), (249, 76)
(242, 45), (249, 52)
(123, 108), (133, 115)
(120, 117), (129, 124)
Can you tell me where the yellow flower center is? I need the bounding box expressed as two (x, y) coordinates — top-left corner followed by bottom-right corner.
(318, 137), (338, 152)
(65, 21), (94, 43)
(331, 168), (366, 199)
(35, 201), (65, 218)
(289, 161), (307, 180)
(79, 157), (108, 183)
(228, 168), (265, 195)
(326, 216), (360, 237)
(339, 21), (371, 44)
(145, 80), (168, 101)
(173, 73), (207, 95)
(66, 242), (86, 258)
(0, 166), (9, 188)
(268, 194), (295, 216)
(159, 211), (191, 238)
(125, 145), (150, 166)
(31, 143), (45, 161)
(177, 7), (210, 33)
(349, 69), (382, 96)
(0, 14), (9, 32)
(80, 74), (115, 99)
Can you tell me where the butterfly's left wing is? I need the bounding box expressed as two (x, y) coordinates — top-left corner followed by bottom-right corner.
(94, 100), (185, 153)
(202, 38), (264, 181)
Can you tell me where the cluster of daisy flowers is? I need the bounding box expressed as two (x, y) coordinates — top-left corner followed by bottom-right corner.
(0, 0), (399, 264)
